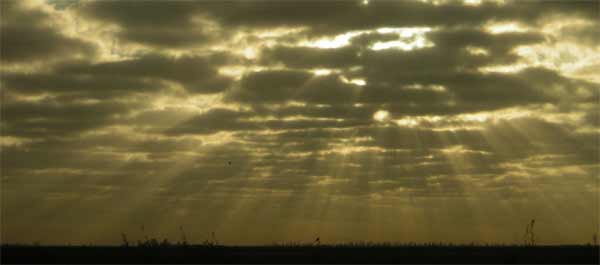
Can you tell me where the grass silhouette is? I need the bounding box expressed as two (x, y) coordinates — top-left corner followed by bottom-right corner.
(2, 243), (597, 264)
(2, 222), (599, 264)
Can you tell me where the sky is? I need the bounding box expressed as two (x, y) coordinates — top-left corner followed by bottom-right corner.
(1, 0), (599, 246)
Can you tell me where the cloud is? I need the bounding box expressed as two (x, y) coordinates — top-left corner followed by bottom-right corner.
(1, 95), (145, 137)
(2, 72), (162, 98)
(0, 0), (97, 63)
(1, 0), (599, 245)
(297, 74), (362, 104)
(194, 1), (598, 37)
(74, 0), (597, 51)
(3, 53), (233, 97)
(60, 53), (233, 94)
(228, 70), (313, 103)
(261, 46), (359, 68)
(77, 1), (218, 48)
(167, 108), (370, 136)
(227, 69), (362, 105)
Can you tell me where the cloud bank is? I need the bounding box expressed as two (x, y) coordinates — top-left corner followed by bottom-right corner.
(1, 0), (599, 245)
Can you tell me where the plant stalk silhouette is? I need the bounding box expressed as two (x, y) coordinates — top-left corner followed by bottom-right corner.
(523, 219), (537, 246)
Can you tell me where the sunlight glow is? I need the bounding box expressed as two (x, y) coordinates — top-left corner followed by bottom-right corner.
(151, 94), (226, 113)
(463, 0), (482, 6)
(0, 136), (36, 147)
(395, 118), (419, 127)
(405, 84), (447, 92)
(371, 40), (430, 51)
(515, 43), (600, 78)
(373, 110), (391, 122)
(340, 76), (367, 86)
(485, 22), (528, 34)
(254, 27), (307, 39)
(322, 145), (385, 155)
(349, 79), (366, 86)
(218, 65), (277, 79)
(478, 63), (529, 73)
(301, 31), (366, 49)
(482, 41), (600, 81)
(465, 46), (489, 56)
(312, 68), (340, 76)
(371, 27), (434, 51)
(415, 0), (452, 6)
(243, 47), (257, 59)
(300, 27), (434, 51)
(440, 145), (491, 155)
(376, 27), (431, 36)
(310, 176), (351, 186)
(389, 108), (541, 130)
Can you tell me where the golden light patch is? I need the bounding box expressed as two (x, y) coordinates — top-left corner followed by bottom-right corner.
(373, 110), (391, 122)
(465, 46), (490, 56)
(300, 31), (366, 49)
(514, 43), (600, 79)
(440, 145), (491, 155)
(340, 76), (367, 86)
(485, 22), (529, 34)
(405, 84), (447, 92)
(309, 176), (351, 186)
(218, 65), (277, 79)
(394, 118), (419, 127)
(300, 27), (434, 51)
(322, 145), (385, 155)
(312, 68), (340, 76)
(0, 136), (36, 147)
(371, 27), (434, 51)
(243, 47), (258, 59)
(463, 0), (482, 6)
(478, 63), (529, 73)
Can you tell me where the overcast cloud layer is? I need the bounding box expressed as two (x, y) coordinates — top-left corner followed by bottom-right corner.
(1, 0), (599, 245)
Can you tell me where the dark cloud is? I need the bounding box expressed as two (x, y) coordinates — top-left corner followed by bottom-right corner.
(77, 1), (218, 48)
(355, 39), (539, 84)
(262, 29), (544, 70)
(74, 0), (597, 50)
(427, 28), (545, 54)
(3, 53), (233, 97)
(363, 66), (596, 115)
(227, 70), (362, 104)
(255, 29), (558, 116)
(2, 72), (162, 98)
(197, 0), (597, 36)
(0, 0), (97, 63)
(358, 84), (450, 104)
(250, 103), (376, 122)
(167, 108), (370, 136)
(583, 110), (600, 127)
(60, 53), (233, 94)
(229, 70), (313, 103)
(297, 75), (362, 104)
(166, 108), (256, 135)
(1, 95), (145, 137)
(558, 24), (600, 46)
(261, 46), (360, 69)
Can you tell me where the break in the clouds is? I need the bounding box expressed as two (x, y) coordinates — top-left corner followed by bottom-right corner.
(1, 0), (599, 245)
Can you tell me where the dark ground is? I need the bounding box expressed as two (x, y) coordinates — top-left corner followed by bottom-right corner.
(1, 245), (598, 264)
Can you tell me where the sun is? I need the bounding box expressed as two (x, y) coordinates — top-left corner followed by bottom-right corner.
(373, 110), (390, 122)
